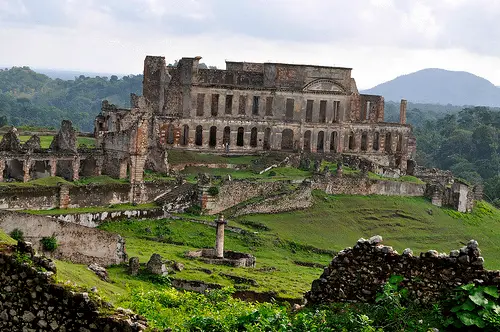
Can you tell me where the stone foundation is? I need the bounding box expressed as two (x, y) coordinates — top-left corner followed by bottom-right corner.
(186, 249), (256, 268)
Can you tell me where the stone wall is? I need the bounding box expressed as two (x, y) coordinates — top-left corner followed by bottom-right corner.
(203, 180), (284, 215)
(232, 183), (313, 216)
(0, 244), (147, 331)
(0, 211), (126, 266)
(49, 208), (166, 228)
(306, 236), (500, 305)
(313, 175), (425, 197)
(0, 181), (177, 211)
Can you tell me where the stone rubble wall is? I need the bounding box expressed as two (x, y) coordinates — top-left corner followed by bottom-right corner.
(306, 236), (500, 305)
(312, 175), (425, 197)
(0, 244), (147, 331)
(232, 183), (313, 217)
(0, 211), (126, 266)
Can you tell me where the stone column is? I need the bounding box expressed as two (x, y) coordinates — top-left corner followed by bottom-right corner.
(0, 159), (5, 182)
(49, 158), (57, 177)
(96, 156), (104, 176)
(215, 215), (227, 258)
(72, 156), (80, 181)
(400, 99), (407, 124)
(23, 158), (31, 183)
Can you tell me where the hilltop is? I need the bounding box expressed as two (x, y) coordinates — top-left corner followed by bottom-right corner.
(362, 68), (500, 107)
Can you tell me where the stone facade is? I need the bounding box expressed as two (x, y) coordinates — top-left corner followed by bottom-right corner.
(95, 55), (415, 182)
(0, 243), (147, 331)
(306, 236), (500, 305)
(0, 211), (126, 266)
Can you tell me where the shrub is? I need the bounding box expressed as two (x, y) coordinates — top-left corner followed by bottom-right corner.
(185, 204), (202, 216)
(268, 170), (277, 177)
(9, 228), (24, 241)
(207, 186), (219, 196)
(444, 283), (500, 330)
(40, 236), (58, 252)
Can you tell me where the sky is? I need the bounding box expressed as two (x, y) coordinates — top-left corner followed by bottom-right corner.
(1, 0), (500, 89)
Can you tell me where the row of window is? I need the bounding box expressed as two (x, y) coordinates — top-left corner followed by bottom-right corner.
(196, 93), (341, 123)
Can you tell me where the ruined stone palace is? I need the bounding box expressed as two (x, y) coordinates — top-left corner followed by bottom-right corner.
(95, 56), (414, 179)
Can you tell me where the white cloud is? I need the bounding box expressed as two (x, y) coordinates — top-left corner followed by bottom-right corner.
(0, 0), (499, 89)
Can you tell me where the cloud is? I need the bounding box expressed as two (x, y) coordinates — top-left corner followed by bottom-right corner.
(0, 0), (500, 88)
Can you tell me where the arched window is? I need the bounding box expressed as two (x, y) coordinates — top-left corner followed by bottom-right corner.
(195, 125), (203, 146)
(237, 127), (244, 146)
(317, 131), (325, 152)
(263, 128), (271, 150)
(281, 129), (294, 150)
(250, 127), (258, 147)
(209, 126), (217, 147)
(385, 132), (392, 152)
(373, 132), (380, 151)
(303, 130), (312, 152)
(361, 132), (368, 151)
(181, 125), (189, 146)
(167, 125), (174, 144)
(330, 132), (337, 153)
(223, 126), (230, 146)
(348, 132), (355, 150)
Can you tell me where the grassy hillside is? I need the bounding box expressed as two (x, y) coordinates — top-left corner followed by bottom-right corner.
(49, 192), (500, 304)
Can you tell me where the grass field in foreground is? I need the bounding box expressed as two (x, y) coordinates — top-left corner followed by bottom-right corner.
(38, 192), (499, 308)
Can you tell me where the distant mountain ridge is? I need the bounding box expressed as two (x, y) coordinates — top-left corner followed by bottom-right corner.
(362, 68), (500, 107)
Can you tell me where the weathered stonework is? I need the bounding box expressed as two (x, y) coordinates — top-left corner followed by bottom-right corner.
(0, 243), (147, 331)
(306, 236), (500, 305)
(95, 55), (415, 182)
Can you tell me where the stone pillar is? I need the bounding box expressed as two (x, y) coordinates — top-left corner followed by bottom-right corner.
(400, 99), (407, 124)
(355, 132), (362, 152)
(59, 185), (71, 209)
(72, 156), (80, 181)
(96, 156), (103, 176)
(119, 159), (128, 179)
(23, 158), (31, 183)
(379, 133), (386, 152)
(432, 188), (442, 207)
(215, 214), (227, 258)
(49, 158), (57, 177)
(0, 159), (5, 182)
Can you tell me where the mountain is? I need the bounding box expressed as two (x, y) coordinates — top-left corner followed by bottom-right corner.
(362, 68), (500, 107)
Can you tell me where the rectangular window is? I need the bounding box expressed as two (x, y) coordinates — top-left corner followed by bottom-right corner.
(225, 95), (233, 115)
(306, 100), (313, 122)
(333, 101), (340, 122)
(196, 93), (205, 116)
(239, 95), (247, 115)
(211, 94), (219, 116)
(265, 97), (273, 116)
(252, 96), (260, 115)
(285, 98), (294, 120)
(319, 100), (327, 123)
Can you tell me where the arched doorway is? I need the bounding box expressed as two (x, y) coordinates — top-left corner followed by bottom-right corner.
(281, 129), (294, 150)
(263, 128), (271, 150)
(373, 132), (380, 151)
(330, 132), (337, 152)
(181, 125), (189, 146)
(385, 132), (392, 152)
(237, 127), (244, 147)
(250, 127), (258, 147)
(209, 126), (217, 148)
(195, 125), (203, 146)
(361, 132), (368, 151)
(303, 130), (312, 152)
(317, 131), (325, 152)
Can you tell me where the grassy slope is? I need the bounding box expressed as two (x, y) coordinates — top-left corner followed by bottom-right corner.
(0, 135), (95, 148)
(0, 228), (16, 246)
(52, 193), (500, 306)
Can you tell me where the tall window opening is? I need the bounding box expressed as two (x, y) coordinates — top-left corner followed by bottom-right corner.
(225, 95), (233, 114)
(330, 132), (338, 152)
(211, 94), (219, 116)
(181, 125), (189, 146)
(361, 132), (368, 151)
(263, 128), (271, 150)
(317, 131), (325, 152)
(252, 96), (260, 115)
(306, 100), (313, 122)
(333, 101), (340, 122)
(196, 94), (205, 116)
(195, 125), (203, 146)
(238, 95), (247, 115)
(209, 126), (217, 147)
(319, 101), (327, 123)
(250, 127), (258, 147)
(237, 127), (244, 146)
(281, 129), (294, 150)
(303, 130), (312, 152)
(223, 126), (231, 146)
(285, 98), (294, 120)
(385, 132), (392, 152)
(265, 97), (273, 116)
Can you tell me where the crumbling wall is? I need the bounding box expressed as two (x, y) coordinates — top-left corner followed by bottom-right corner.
(203, 180), (284, 215)
(312, 176), (425, 197)
(232, 183), (313, 216)
(0, 244), (147, 331)
(306, 236), (500, 305)
(0, 186), (59, 210)
(0, 211), (126, 266)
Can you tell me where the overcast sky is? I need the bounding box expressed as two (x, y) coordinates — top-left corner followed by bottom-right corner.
(1, 0), (500, 89)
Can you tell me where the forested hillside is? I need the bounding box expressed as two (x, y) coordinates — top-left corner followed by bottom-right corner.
(386, 102), (500, 205)
(0, 66), (142, 131)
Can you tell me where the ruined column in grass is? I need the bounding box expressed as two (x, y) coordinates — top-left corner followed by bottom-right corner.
(215, 214), (227, 258)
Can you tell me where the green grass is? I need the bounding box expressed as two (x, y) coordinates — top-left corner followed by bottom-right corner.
(0, 176), (72, 187)
(0, 228), (16, 246)
(181, 166), (312, 182)
(168, 150), (257, 165)
(73, 175), (128, 186)
(24, 202), (158, 215)
(0, 135), (96, 148)
(44, 193), (500, 309)
(368, 172), (426, 184)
